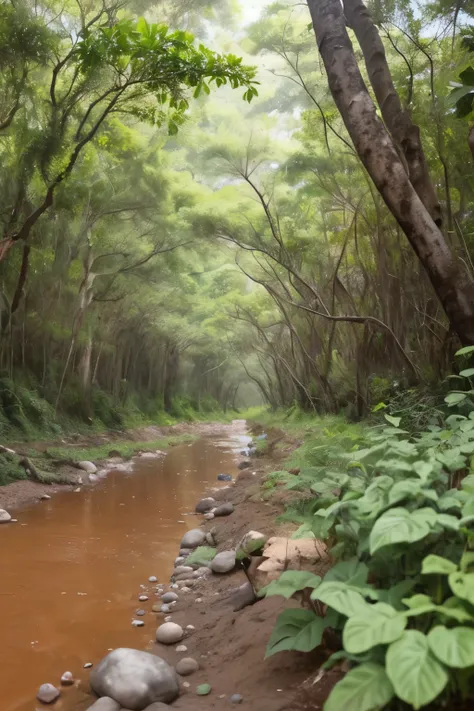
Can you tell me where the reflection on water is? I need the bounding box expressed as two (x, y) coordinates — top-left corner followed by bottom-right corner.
(0, 424), (248, 711)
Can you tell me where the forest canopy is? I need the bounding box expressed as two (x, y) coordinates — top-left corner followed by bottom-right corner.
(1, 0), (474, 431)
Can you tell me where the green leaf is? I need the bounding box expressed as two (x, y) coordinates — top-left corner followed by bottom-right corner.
(196, 683), (212, 696)
(402, 594), (434, 609)
(384, 414), (401, 427)
(445, 392), (468, 406)
(324, 558), (369, 587)
(168, 120), (178, 136)
(372, 401), (387, 412)
(437, 513), (461, 531)
(438, 494), (462, 511)
(460, 66), (474, 85)
(265, 609), (326, 658)
(369, 507), (434, 555)
(428, 625), (474, 668)
(436, 597), (474, 623)
(386, 630), (449, 710)
(311, 581), (368, 617)
(460, 368), (474, 377)
(422, 554), (458, 575)
(324, 663), (394, 711)
(449, 571), (474, 605)
(343, 603), (406, 653)
(456, 345), (474, 356)
(260, 570), (321, 599)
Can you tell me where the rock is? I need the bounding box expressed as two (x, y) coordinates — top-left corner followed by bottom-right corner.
(217, 473), (232, 481)
(156, 622), (184, 645)
(210, 550), (236, 574)
(164, 616), (172, 622)
(236, 530), (267, 558)
(247, 536), (330, 592)
(161, 592), (178, 603)
(37, 683), (60, 704)
(131, 619), (144, 627)
(179, 549), (192, 557)
(193, 567), (212, 579)
(230, 694), (244, 704)
(238, 461), (250, 470)
(174, 556), (185, 566)
(148, 576), (158, 583)
(186, 624), (195, 631)
(139, 595), (149, 602)
(0, 509), (12, 524)
(170, 583), (179, 589)
(203, 513), (214, 520)
(213, 502), (234, 517)
(173, 566), (193, 576)
(88, 699), (121, 711)
(175, 645), (187, 653)
(89, 473), (99, 483)
(152, 603), (162, 613)
(84, 662), (93, 668)
(181, 586), (192, 593)
(180, 529), (206, 549)
(60, 671), (74, 686)
(77, 460), (97, 473)
(230, 582), (257, 612)
(136, 610), (146, 616)
(195, 497), (216, 514)
(195, 598), (203, 603)
(160, 604), (170, 614)
(40, 494), (51, 501)
(140, 452), (158, 459)
(175, 658), (199, 676)
(90, 648), (179, 708)
(205, 532), (216, 547)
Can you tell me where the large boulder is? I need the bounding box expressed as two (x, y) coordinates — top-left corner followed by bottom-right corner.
(90, 648), (179, 710)
(0, 509), (12, 524)
(210, 550), (236, 574)
(77, 460), (98, 473)
(180, 529), (206, 549)
(247, 537), (330, 593)
(195, 497), (215, 514)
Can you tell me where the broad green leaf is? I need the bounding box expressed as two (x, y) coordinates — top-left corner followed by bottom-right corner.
(402, 594), (434, 609)
(265, 609), (326, 657)
(384, 414), (401, 427)
(460, 368), (474, 377)
(437, 597), (474, 623)
(377, 579), (416, 608)
(388, 480), (421, 505)
(422, 554), (458, 575)
(386, 630), (449, 709)
(461, 551), (474, 572)
(463, 496), (474, 517)
(437, 494), (462, 511)
(324, 663), (394, 711)
(445, 392), (468, 406)
(343, 603), (406, 653)
(311, 581), (368, 617)
(437, 513), (461, 531)
(428, 625), (474, 668)
(449, 571), (474, 605)
(456, 345), (474, 356)
(260, 570), (321, 599)
(323, 558), (369, 587)
(369, 507), (434, 555)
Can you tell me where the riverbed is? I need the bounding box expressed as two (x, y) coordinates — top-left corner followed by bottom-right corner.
(0, 423), (250, 711)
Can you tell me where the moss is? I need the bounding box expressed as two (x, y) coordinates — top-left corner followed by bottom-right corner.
(0, 452), (27, 486)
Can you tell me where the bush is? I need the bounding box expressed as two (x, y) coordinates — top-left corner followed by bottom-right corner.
(0, 452), (26, 486)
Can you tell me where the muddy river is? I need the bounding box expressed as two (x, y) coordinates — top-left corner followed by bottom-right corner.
(0, 425), (249, 711)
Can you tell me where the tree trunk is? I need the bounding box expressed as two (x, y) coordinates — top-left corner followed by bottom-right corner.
(306, 0), (474, 344)
(343, 0), (442, 226)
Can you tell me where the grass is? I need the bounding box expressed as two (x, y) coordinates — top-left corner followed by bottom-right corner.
(45, 434), (198, 463)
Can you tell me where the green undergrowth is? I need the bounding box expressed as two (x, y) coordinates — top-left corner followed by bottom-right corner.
(0, 452), (27, 486)
(45, 434), (197, 463)
(257, 349), (474, 711)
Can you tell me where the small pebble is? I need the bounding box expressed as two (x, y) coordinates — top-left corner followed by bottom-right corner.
(170, 583), (179, 589)
(161, 604), (171, 613)
(176, 645), (188, 653)
(181, 586), (192, 593)
(84, 662), (93, 669)
(60, 672), (74, 686)
(195, 598), (203, 603)
(136, 609), (146, 616)
(40, 494), (51, 501)
(164, 616), (172, 622)
(148, 576), (158, 583)
(182, 681), (191, 688)
(37, 683), (60, 704)
(186, 625), (195, 631)
(138, 595), (148, 601)
(131, 619), (144, 627)
(231, 694), (243, 704)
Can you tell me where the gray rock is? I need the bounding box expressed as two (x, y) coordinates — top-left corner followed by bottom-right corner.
(161, 592), (178, 604)
(195, 497), (216, 514)
(193, 567), (212, 579)
(179, 549), (191, 557)
(180, 529), (206, 549)
(160, 604), (170, 614)
(77, 460), (97, 473)
(88, 699), (121, 711)
(156, 622), (184, 645)
(230, 694), (244, 704)
(217, 473), (232, 481)
(0, 509), (12, 524)
(205, 532), (215, 546)
(203, 513), (214, 520)
(138, 595), (149, 602)
(37, 684), (60, 703)
(210, 550), (236, 574)
(174, 556), (185, 566)
(84, 662), (93, 668)
(148, 576), (158, 583)
(40, 494), (51, 501)
(89, 472), (99, 483)
(175, 657), (199, 676)
(90, 648), (179, 709)
(136, 609), (146, 616)
(131, 619), (144, 627)
(60, 671), (74, 686)
(213, 502), (234, 517)
(175, 645), (187, 653)
(173, 566), (193, 576)
(231, 582), (257, 612)
(238, 461), (250, 470)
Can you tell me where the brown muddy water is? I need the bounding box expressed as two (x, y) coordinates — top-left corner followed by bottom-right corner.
(0, 423), (250, 711)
